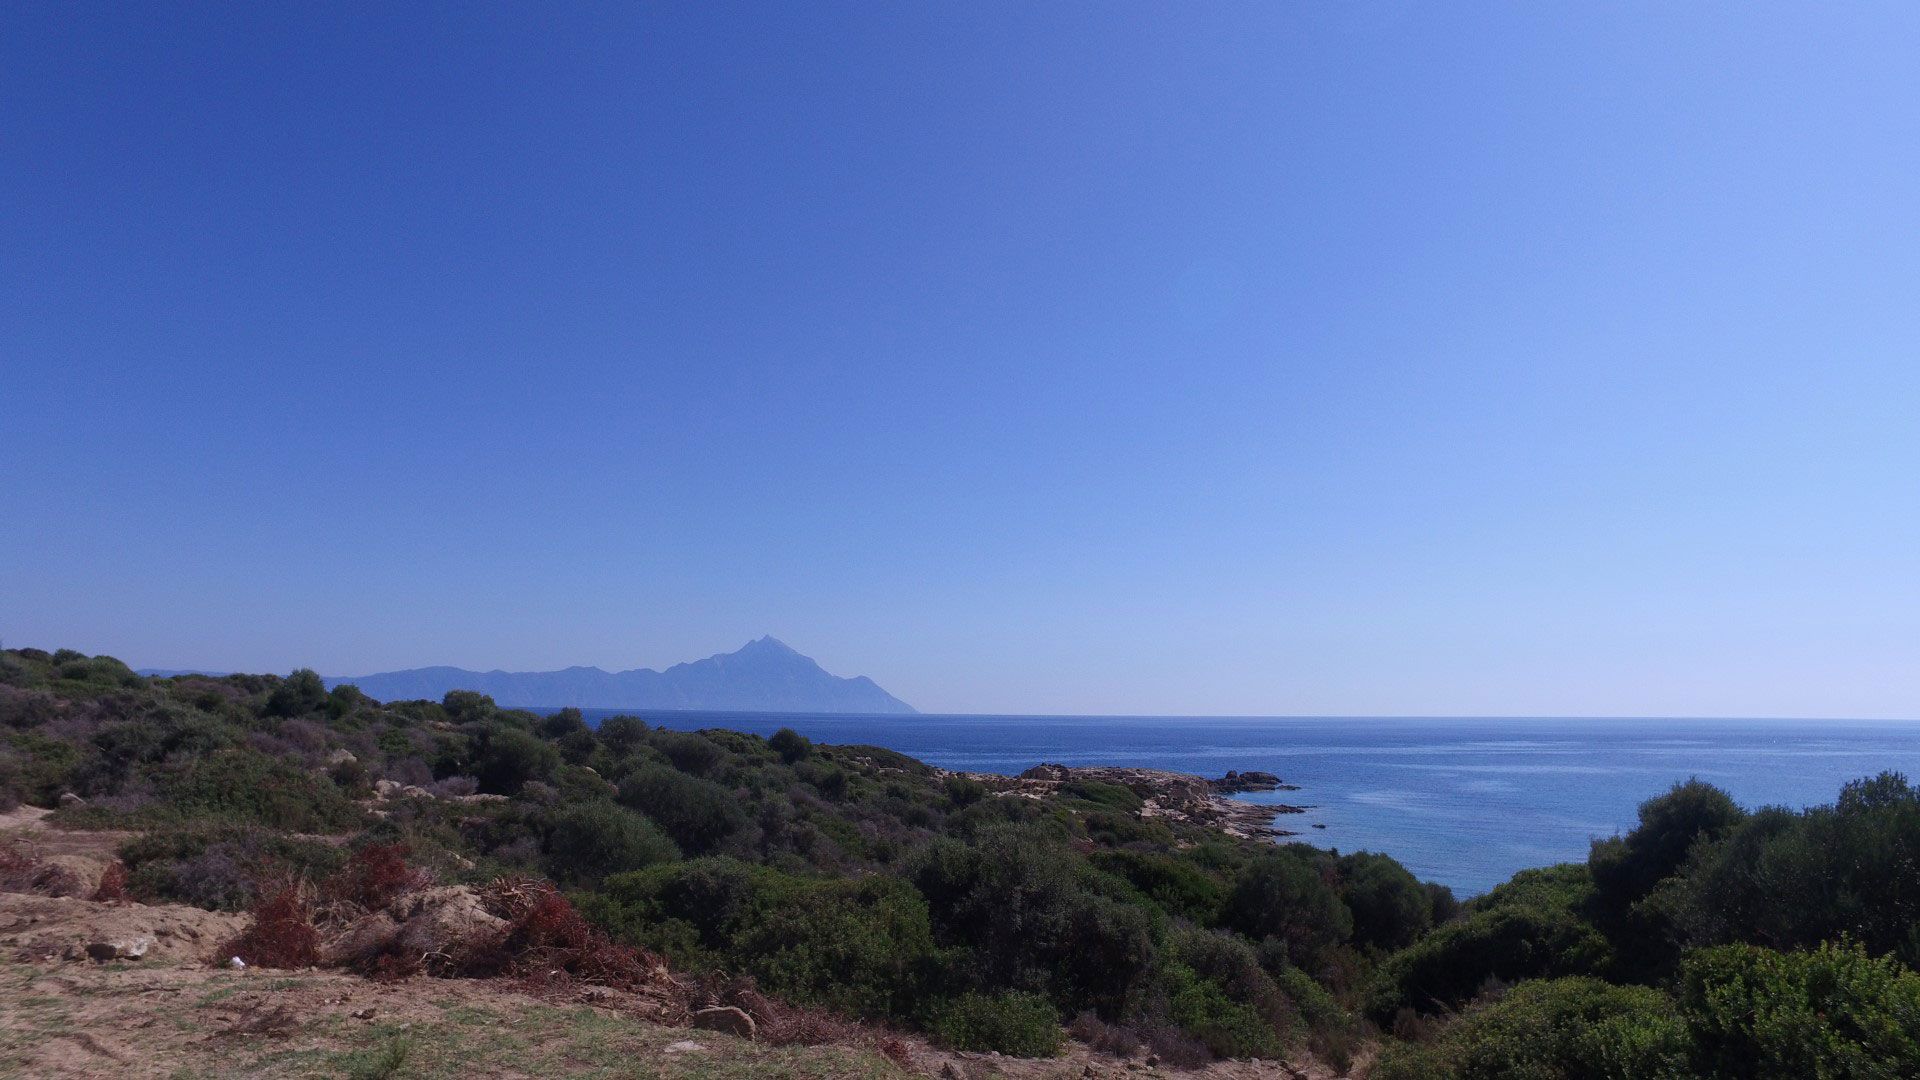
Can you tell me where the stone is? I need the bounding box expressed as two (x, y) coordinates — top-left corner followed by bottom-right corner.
(662, 1040), (706, 1054)
(691, 1005), (756, 1040)
(327, 749), (357, 766)
(373, 780), (401, 798)
(352, 1008), (377, 1020)
(398, 785), (432, 799)
(391, 886), (507, 961)
(84, 936), (153, 962)
(940, 1063), (970, 1080)
(320, 911), (401, 966)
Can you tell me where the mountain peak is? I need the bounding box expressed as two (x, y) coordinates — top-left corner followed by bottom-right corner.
(330, 639), (915, 714)
(739, 635), (797, 655)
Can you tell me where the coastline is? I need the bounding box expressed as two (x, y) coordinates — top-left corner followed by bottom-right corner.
(948, 762), (1308, 842)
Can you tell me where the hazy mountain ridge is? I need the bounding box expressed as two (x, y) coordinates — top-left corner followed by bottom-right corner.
(313, 637), (916, 713)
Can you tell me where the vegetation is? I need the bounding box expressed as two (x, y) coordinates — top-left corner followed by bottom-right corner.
(4, 645), (1917, 1072)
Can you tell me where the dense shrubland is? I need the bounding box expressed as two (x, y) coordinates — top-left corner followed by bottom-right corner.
(4, 646), (1918, 1074)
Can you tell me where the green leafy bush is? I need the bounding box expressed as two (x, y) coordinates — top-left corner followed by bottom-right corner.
(473, 726), (562, 795)
(159, 750), (365, 832)
(1366, 863), (1612, 1021)
(542, 800), (679, 886)
(1372, 977), (1692, 1080)
(1224, 848), (1352, 968)
(1339, 851), (1433, 953)
(1679, 941), (1920, 1078)
(584, 858), (938, 1018)
(931, 992), (1064, 1056)
(616, 765), (749, 854)
(1657, 773), (1920, 967)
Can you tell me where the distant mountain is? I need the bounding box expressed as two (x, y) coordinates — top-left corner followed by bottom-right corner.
(318, 637), (917, 714)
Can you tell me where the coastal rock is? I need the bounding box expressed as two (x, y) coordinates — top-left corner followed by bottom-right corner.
(963, 764), (1304, 842)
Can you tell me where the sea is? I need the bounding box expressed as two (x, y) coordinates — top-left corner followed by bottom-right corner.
(569, 710), (1920, 896)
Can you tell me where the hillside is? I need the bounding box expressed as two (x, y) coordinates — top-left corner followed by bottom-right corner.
(321, 637), (917, 713)
(7, 647), (1920, 1079)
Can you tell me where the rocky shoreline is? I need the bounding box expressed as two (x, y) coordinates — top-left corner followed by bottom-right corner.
(956, 762), (1309, 842)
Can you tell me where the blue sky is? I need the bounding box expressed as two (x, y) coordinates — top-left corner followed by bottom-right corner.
(4, 4), (1917, 716)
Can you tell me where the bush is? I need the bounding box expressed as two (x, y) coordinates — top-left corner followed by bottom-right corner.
(1090, 849), (1226, 923)
(543, 801), (679, 886)
(121, 824), (346, 911)
(265, 669), (329, 718)
(159, 751), (364, 832)
(932, 992), (1064, 1056)
(655, 731), (727, 776)
(1161, 962), (1284, 1060)
(1224, 849), (1352, 968)
(616, 765), (749, 855)
(1679, 941), (1920, 1078)
(1657, 773), (1920, 968)
(595, 715), (648, 755)
(1340, 851), (1433, 953)
(474, 727), (562, 795)
(584, 858), (938, 1020)
(769, 727), (813, 763)
(222, 881), (320, 968)
(1372, 977), (1692, 1080)
(325, 843), (428, 910)
(1366, 863), (1612, 1021)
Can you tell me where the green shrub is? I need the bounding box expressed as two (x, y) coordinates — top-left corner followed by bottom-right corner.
(585, 858), (938, 1019)
(1224, 848), (1352, 968)
(653, 730), (728, 776)
(1366, 864), (1612, 1021)
(1679, 940), (1920, 1078)
(910, 831), (1159, 1016)
(1161, 963), (1284, 1060)
(265, 669), (329, 717)
(595, 715), (649, 755)
(1062, 779), (1142, 811)
(1658, 773), (1920, 968)
(473, 726), (562, 795)
(769, 727), (813, 763)
(1090, 849), (1226, 923)
(543, 800), (679, 886)
(1373, 977), (1691, 1080)
(1340, 851), (1433, 953)
(159, 750), (365, 832)
(616, 765), (749, 854)
(932, 992), (1064, 1056)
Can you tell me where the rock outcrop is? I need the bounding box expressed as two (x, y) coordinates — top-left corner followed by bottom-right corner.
(983, 764), (1305, 840)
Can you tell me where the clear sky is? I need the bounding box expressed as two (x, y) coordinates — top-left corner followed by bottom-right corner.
(4, 4), (1917, 717)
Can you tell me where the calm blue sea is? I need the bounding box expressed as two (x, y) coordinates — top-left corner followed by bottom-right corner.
(570, 711), (1920, 896)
